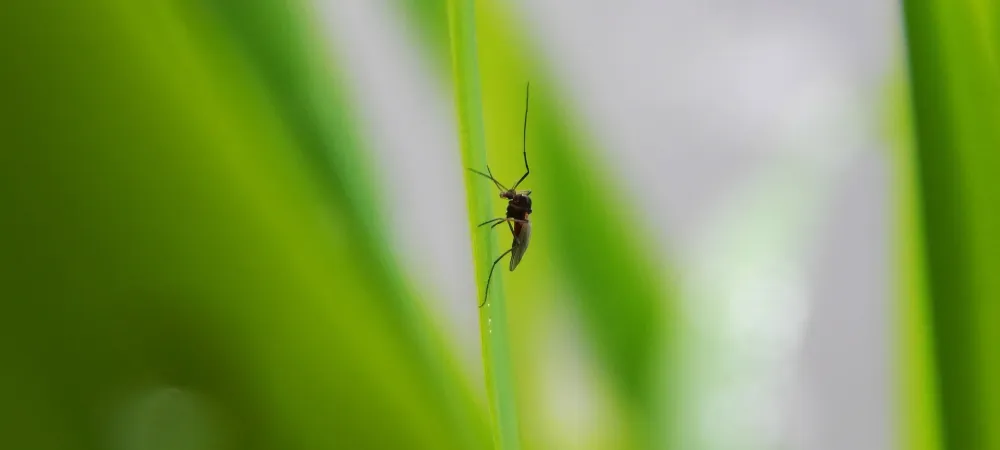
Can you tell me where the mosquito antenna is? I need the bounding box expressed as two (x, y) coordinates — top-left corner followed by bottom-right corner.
(486, 165), (509, 192)
(511, 82), (530, 190)
(467, 168), (507, 192)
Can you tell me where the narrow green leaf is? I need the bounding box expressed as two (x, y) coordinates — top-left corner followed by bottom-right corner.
(885, 66), (943, 450)
(447, 0), (522, 448)
(902, 0), (1000, 448)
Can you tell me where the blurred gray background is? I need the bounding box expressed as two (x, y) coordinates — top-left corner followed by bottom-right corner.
(318, 1), (900, 449)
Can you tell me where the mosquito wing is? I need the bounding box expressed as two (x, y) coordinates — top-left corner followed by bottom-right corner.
(509, 221), (531, 271)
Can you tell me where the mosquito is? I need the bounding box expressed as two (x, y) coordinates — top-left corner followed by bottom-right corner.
(468, 82), (532, 308)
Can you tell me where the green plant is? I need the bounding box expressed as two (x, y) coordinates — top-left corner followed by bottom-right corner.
(0, 1), (486, 448)
(901, 0), (1000, 448)
(448, 0), (521, 448)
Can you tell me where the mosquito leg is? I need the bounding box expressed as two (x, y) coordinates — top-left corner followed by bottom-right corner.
(482, 248), (514, 307)
(478, 217), (506, 228)
(489, 218), (529, 230)
(511, 82), (531, 191)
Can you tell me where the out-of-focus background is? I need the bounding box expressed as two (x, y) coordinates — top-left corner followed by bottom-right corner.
(2, 0), (997, 449)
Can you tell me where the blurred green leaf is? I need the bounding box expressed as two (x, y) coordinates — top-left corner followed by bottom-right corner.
(902, 0), (1000, 448)
(886, 65), (942, 450)
(0, 2), (486, 449)
(194, 4), (488, 445)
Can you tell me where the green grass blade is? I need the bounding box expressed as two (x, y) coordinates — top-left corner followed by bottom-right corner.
(902, 0), (1000, 448)
(886, 66), (943, 450)
(448, 0), (522, 448)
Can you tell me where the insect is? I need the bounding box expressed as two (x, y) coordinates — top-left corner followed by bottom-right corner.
(468, 82), (532, 308)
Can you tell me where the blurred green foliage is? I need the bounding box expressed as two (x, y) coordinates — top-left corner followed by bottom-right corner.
(887, 67), (942, 450)
(0, 1), (486, 449)
(901, 0), (1000, 448)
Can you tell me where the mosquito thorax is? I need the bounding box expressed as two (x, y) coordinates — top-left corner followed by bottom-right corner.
(505, 192), (532, 216)
(518, 194), (532, 212)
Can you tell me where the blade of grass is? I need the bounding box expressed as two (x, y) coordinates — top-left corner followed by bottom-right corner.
(448, 0), (521, 448)
(902, 0), (1000, 448)
(885, 64), (942, 450)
